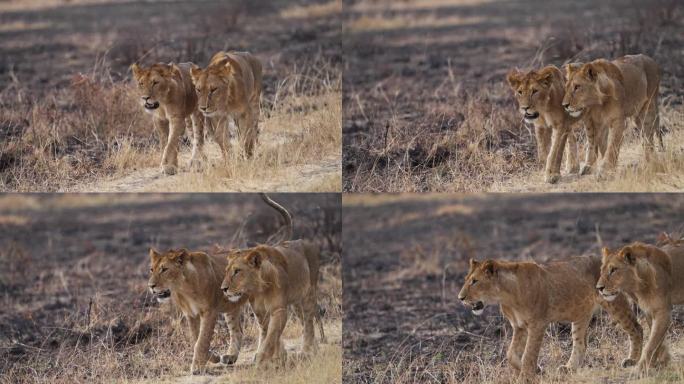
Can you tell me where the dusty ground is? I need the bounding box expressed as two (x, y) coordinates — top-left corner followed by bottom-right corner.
(342, 0), (684, 192)
(343, 194), (684, 383)
(0, 0), (342, 192)
(0, 193), (342, 383)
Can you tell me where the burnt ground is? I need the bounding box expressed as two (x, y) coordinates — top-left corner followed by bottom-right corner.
(0, 0), (340, 98)
(342, 194), (684, 383)
(0, 193), (341, 382)
(342, 0), (684, 192)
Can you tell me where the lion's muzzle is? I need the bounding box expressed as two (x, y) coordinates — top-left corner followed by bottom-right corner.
(523, 111), (540, 121)
(150, 288), (171, 302)
(596, 284), (617, 302)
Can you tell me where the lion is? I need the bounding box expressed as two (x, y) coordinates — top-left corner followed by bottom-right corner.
(507, 65), (582, 184)
(131, 62), (205, 175)
(562, 54), (661, 176)
(190, 51), (262, 159)
(597, 240), (684, 374)
(220, 194), (323, 366)
(458, 256), (643, 382)
(148, 248), (247, 374)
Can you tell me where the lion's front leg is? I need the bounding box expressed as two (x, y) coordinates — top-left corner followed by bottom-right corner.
(507, 325), (527, 371)
(190, 311), (218, 375)
(638, 309), (671, 374)
(219, 311), (243, 365)
(237, 109), (258, 159)
(597, 116), (626, 176)
(581, 119), (600, 175)
(189, 111), (206, 171)
(599, 293), (643, 367)
(161, 116), (185, 175)
(519, 323), (545, 383)
(535, 124), (551, 168)
(255, 306), (287, 366)
(544, 124), (569, 184)
(564, 128), (580, 174)
(153, 117), (170, 159)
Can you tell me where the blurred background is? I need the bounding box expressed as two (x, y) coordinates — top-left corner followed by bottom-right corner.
(0, 193), (342, 383)
(343, 193), (684, 383)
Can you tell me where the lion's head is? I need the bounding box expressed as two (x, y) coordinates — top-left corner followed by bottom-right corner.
(190, 59), (243, 117)
(220, 248), (265, 303)
(458, 259), (502, 315)
(596, 246), (642, 301)
(562, 60), (618, 118)
(506, 66), (561, 122)
(131, 63), (180, 113)
(148, 248), (190, 303)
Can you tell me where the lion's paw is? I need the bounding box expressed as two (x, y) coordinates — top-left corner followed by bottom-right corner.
(221, 354), (238, 365)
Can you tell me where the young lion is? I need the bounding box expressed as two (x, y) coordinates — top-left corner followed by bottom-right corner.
(190, 51), (263, 159)
(507, 65), (582, 184)
(131, 62), (205, 175)
(562, 54), (661, 176)
(458, 256), (642, 382)
(148, 248), (246, 374)
(220, 195), (323, 366)
(597, 241), (684, 374)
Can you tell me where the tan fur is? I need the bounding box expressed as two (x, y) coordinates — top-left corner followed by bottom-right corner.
(459, 256), (642, 382)
(221, 240), (322, 366)
(507, 65), (586, 183)
(562, 54), (662, 176)
(190, 51), (263, 158)
(598, 242), (684, 374)
(148, 249), (247, 374)
(131, 62), (205, 175)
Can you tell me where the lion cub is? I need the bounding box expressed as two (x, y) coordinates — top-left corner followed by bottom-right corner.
(131, 62), (205, 175)
(507, 65), (582, 184)
(190, 51), (263, 159)
(563, 54), (661, 176)
(458, 256), (642, 382)
(148, 248), (246, 374)
(598, 240), (684, 374)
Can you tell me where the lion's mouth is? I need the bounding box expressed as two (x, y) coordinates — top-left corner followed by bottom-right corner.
(565, 108), (582, 117)
(144, 101), (160, 110)
(225, 292), (242, 303)
(471, 301), (484, 316)
(600, 291), (617, 302)
(524, 112), (540, 120)
(153, 289), (171, 302)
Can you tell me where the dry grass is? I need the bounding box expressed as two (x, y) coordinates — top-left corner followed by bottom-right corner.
(281, 0), (342, 19)
(354, 316), (684, 384)
(0, 56), (341, 192)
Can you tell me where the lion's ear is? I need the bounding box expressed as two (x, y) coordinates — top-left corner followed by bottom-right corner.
(482, 260), (496, 276)
(246, 250), (262, 268)
(601, 247), (611, 262)
(469, 258), (479, 269)
(173, 249), (188, 265)
(190, 64), (202, 82)
(168, 63), (182, 78)
(506, 68), (522, 89)
(563, 63), (582, 79)
(149, 248), (161, 262)
(621, 247), (635, 265)
(536, 65), (559, 87)
(131, 63), (142, 79)
(582, 63), (598, 81)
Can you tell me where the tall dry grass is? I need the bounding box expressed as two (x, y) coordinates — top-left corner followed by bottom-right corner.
(0, 52), (340, 192)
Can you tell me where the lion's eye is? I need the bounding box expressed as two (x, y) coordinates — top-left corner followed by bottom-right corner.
(531, 89), (538, 95)
(517, 90), (522, 95)
(609, 267), (617, 276)
(471, 279), (478, 286)
(138, 82), (144, 87)
(574, 84), (580, 91)
(233, 268), (240, 276)
(152, 80), (159, 87)
(196, 88), (201, 93)
(150, 268), (153, 272)
(210, 87), (217, 94)
(161, 267), (168, 273)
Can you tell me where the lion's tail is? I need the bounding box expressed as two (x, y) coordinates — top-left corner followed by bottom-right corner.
(260, 193), (293, 243)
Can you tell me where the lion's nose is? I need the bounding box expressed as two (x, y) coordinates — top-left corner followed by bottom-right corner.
(522, 106), (529, 111)
(596, 284), (604, 292)
(458, 295), (465, 301)
(199, 106), (208, 112)
(149, 283), (156, 289)
(562, 103), (570, 109)
(221, 286), (229, 293)
(142, 96), (150, 101)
